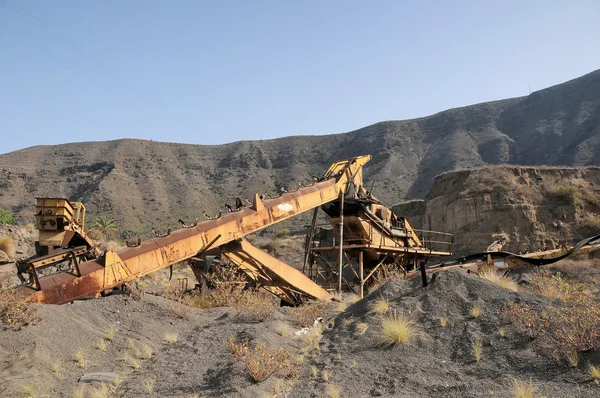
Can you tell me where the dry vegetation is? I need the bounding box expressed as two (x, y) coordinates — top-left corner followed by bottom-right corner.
(510, 378), (536, 398)
(369, 297), (390, 314)
(504, 268), (600, 358)
(368, 264), (406, 293)
(379, 311), (421, 347)
(0, 289), (38, 328)
(0, 235), (15, 257)
(290, 301), (326, 328)
(226, 338), (294, 382)
(479, 268), (518, 291)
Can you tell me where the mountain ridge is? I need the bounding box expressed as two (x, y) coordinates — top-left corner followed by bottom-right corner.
(1, 69), (599, 234)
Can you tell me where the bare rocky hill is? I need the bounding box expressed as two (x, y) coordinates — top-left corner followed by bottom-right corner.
(0, 69), (599, 234)
(394, 166), (600, 256)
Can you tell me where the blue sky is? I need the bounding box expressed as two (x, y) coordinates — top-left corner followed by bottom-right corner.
(1, 0), (599, 154)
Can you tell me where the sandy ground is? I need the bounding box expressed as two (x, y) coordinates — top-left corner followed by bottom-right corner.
(1, 269), (600, 397)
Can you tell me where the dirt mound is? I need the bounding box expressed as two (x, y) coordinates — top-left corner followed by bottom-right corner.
(289, 269), (599, 397)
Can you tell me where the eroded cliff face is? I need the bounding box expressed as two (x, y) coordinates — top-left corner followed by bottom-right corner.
(393, 166), (600, 257)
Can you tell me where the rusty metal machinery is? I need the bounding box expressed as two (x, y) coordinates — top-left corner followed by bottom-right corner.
(16, 198), (100, 288)
(12, 156), (374, 305)
(7, 154), (599, 306)
(303, 191), (453, 296)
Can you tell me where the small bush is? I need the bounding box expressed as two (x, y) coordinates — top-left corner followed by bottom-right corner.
(321, 369), (329, 382)
(479, 269), (518, 291)
(471, 304), (482, 318)
(168, 299), (192, 319)
(552, 185), (582, 205)
(379, 312), (421, 347)
(498, 328), (506, 337)
(226, 338), (294, 382)
(234, 289), (277, 322)
(0, 236), (15, 257)
(369, 264), (405, 293)
(510, 378), (536, 398)
(51, 361), (61, 374)
(0, 208), (18, 225)
(369, 297), (390, 314)
(0, 289), (38, 328)
(529, 269), (571, 299)
(290, 301), (326, 328)
(310, 365), (317, 378)
(440, 317), (448, 327)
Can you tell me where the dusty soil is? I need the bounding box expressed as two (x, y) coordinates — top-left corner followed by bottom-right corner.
(2, 268), (600, 397)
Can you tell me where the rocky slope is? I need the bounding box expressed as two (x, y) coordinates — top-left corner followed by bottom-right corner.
(0, 69), (599, 235)
(393, 166), (600, 256)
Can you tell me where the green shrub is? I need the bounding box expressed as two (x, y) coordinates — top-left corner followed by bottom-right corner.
(552, 185), (582, 205)
(0, 208), (17, 225)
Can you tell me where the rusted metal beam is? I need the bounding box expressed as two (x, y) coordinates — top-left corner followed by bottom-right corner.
(17, 156), (372, 304)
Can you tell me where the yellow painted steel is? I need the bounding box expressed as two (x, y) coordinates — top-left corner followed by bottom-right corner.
(19, 155), (372, 304)
(222, 239), (332, 303)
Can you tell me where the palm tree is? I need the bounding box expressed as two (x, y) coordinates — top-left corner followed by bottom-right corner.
(94, 215), (119, 240)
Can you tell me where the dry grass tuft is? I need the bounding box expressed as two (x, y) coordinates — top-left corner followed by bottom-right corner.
(355, 322), (369, 335)
(105, 325), (117, 341)
(51, 361), (61, 374)
(480, 269), (518, 291)
(74, 348), (86, 368)
(144, 378), (156, 395)
(498, 328), (506, 337)
(310, 365), (318, 378)
(566, 352), (579, 367)
(73, 386), (85, 398)
(510, 378), (536, 398)
(325, 384), (340, 398)
(471, 304), (482, 318)
(589, 364), (600, 383)
(473, 335), (483, 363)
(23, 383), (36, 397)
(142, 344), (153, 359)
(164, 332), (178, 343)
(379, 312), (421, 347)
(0, 236), (15, 257)
(276, 323), (290, 336)
(439, 317), (448, 327)
(97, 339), (107, 352)
(226, 338), (294, 382)
(370, 297), (390, 314)
(321, 369), (329, 382)
(123, 353), (141, 369)
(89, 383), (111, 398)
